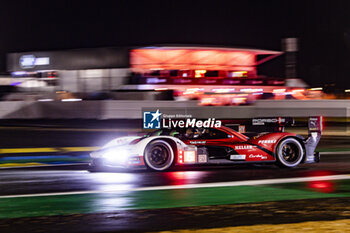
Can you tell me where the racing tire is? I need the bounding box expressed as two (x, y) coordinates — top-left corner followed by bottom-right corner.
(276, 138), (304, 168)
(144, 140), (174, 171)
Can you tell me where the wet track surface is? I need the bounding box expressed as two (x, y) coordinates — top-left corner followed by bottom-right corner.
(0, 125), (348, 197)
(0, 153), (349, 196)
(0, 125), (349, 232)
(0, 153), (350, 233)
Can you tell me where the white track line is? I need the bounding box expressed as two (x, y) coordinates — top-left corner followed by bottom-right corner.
(1, 174), (349, 199)
(320, 151), (350, 155)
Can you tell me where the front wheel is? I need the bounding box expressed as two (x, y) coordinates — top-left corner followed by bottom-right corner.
(144, 140), (174, 171)
(276, 138), (304, 168)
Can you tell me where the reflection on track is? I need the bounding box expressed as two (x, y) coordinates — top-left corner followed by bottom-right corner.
(0, 153), (349, 196)
(0, 154), (349, 233)
(165, 171), (206, 186)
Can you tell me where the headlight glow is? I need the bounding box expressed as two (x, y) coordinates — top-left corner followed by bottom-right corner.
(102, 148), (130, 164)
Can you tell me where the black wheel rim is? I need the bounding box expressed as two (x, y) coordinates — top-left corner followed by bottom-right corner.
(149, 145), (170, 168)
(281, 143), (300, 163)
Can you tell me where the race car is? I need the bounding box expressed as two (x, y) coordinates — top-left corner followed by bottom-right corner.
(89, 116), (322, 171)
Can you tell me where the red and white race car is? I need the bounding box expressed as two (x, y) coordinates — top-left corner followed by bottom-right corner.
(89, 117), (322, 171)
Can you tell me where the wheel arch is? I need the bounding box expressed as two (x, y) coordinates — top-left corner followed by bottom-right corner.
(147, 138), (178, 159)
(274, 135), (305, 157)
(274, 136), (305, 167)
(134, 136), (181, 155)
(141, 136), (182, 170)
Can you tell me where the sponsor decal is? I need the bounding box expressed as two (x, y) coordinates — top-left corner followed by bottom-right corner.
(258, 140), (276, 144)
(308, 116), (322, 132)
(230, 154), (246, 160)
(235, 145), (253, 150)
(198, 154), (207, 163)
(190, 141), (206, 144)
(143, 109), (162, 129)
(253, 118), (285, 126)
(249, 154), (268, 159)
(128, 157), (142, 164)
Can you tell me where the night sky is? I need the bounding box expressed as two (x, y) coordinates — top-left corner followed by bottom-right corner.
(1, 0), (350, 88)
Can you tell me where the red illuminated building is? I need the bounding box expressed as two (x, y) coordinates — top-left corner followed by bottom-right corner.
(130, 46), (282, 77)
(127, 46), (310, 104)
(7, 45), (313, 104)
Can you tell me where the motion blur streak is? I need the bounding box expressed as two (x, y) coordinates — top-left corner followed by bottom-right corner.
(0, 146), (99, 154)
(1, 174), (349, 199)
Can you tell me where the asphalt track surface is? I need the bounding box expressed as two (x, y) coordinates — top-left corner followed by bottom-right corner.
(0, 153), (350, 232)
(0, 153), (349, 196)
(0, 125), (350, 232)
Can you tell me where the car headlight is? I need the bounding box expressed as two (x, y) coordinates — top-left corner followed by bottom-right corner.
(102, 148), (130, 164)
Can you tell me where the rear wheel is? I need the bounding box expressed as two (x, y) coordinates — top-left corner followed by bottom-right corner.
(144, 140), (174, 171)
(276, 138), (304, 168)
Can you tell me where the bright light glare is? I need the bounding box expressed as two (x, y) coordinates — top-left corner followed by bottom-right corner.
(12, 71), (27, 76)
(309, 87), (323, 91)
(183, 88), (203, 95)
(35, 57), (50, 65)
(93, 172), (136, 184)
(212, 88), (235, 93)
(200, 97), (216, 104)
(273, 88), (286, 94)
(240, 88), (263, 93)
(103, 149), (129, 164)
(194, 70), (206, 78)
(232, 97), (247, 103)
(166, 171), (206, 185)
(38, 98), (54, 102)
(231, 71), (248, 77)
(345, 89), (350, 93)
(292, 89), (305, 93)
(155, 88), (168, 91)
(61, 98), (82, 102)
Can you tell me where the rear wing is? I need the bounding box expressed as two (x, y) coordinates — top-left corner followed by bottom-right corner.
(305, 116), (322, 163)
(308, 116), (323, 134)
